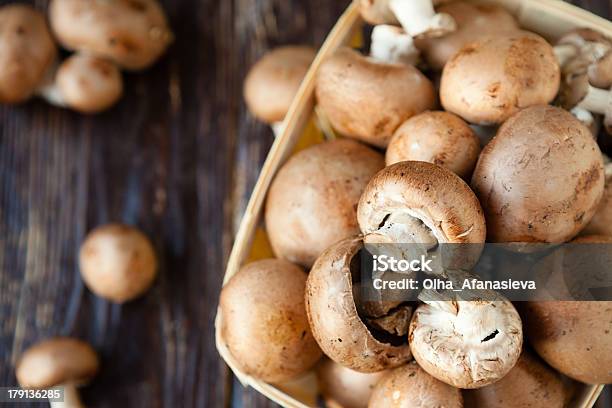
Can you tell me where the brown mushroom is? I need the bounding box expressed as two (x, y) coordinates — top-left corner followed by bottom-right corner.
(305, 236), (413, 373)
(16, 337), (99, 408)
(582, 162), (612, 236)
(441, 32), (560, 125)
(471, 105), (605, 243)
(357, 161), (486, 275)
(386, 111), (481, 179)
(463, 350), (567, 408)
(316, 47), (436, 148)
(244, 46), (316, 126)
(415, 1), (520, 71)
(49, 0), (173, 70)
(368, 361), (463, 407)
(521, 299), (612, 384)
(79, 223), (157, 303)
(220, 259), (321, 383)
(409, 296), (523, 389)
(316, 359), (386, 408)
(40, 54), (123, 113)
(265, 139), (384, 267)
(0, 4), (57, 103)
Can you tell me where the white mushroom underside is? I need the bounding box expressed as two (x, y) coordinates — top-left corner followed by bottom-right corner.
(370, 25), (419, 65)
(411, 300), (522, 387)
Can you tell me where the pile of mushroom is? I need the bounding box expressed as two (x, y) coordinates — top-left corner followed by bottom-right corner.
(0, 0), (172, 113)
(231, 1), (612, 407)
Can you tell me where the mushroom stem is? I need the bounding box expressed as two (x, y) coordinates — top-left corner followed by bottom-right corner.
(50, 384), (82, 408)
(578, 84), (612, 114)
(388, 0), (456, 38)
(370, 25), (420, 65)
(554, 43), (579, 67)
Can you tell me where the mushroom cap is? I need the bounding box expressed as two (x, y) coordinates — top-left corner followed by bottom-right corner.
(409, 298), (523, 389)
(582, 163), (612, 236)
(316, 47), (436, 147)
(521, 300), (612, 384)
(306, 236), (413, 373)
(359, 0), (397, 25)
(56, 54), (123, 113)
(49, 0), (172, 70)
(386, 111), (481, 179)
(220, 259), (322, 383)
(464, 350), (567, 408)
(415, 2), (519, 71)
(16, 337), (99, 388)
(440, 32), (560, 125)
(265, 139), (384, 268)
(368, 361), (463, 408)
(79, 223), (157, 303)
(0, 4), (56, 103)
(244, 46), (316, 124)
(471, 105), (605, 243)
(316, 359), (386, 408)
(358, 161), (486, 245)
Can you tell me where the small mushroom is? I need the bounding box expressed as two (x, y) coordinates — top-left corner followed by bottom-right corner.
(79, 223), (157, 303)
(521, 297), (612, 384)
(360, 0), (456, 39)
(40, 54), (123, 113)
(305, 236), (413, 373)
(316, 47), (436, 148)
(370, 25), (420, 66)
(409, 296), (523, 389)
(386, 111), (481, 180)
(357, 161), (486, 274)
(49, 0), (173, 70)
(441, 32), (560, 125)
(582, 162), (612, 236)
(243, 46), (316, 133)
(415, 1), (520, 71)
(0, 4), (57, 103)
(220, 259), (321, 383)
(464, 350), (567, 408)
(265, 139), (384, 267)
(368, 361), (463, 407)
(316, 359), (386, 408)
(471, 105), (605, 243)
(16, 337), (99, 408)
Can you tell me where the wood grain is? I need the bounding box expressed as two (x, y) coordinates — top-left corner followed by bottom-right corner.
(0, 1), (609, 407)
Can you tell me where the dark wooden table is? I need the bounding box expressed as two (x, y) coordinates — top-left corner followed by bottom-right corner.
(0, 1), (610, 407)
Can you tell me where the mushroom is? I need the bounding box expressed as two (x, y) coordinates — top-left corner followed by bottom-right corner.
(521, 299), (612, 384)
(316, 47), (436, 148)
(0, 4), (57, 103)
(386, 111), (481, 180)
(463, 350), (567, 408)
(316, 359), (386, 408)
(582, 162), (612, 236)
(370, 25), (420, 66)
(415, 1), (520, 71)
(305, 236), (413, 373)
(243, 46), (316, 134)
(368, 361), (463, 407)
(16, 337), (99, 408)
(471, 105), (605, 243)
(39, 54), (123, 113)
(49, 0), (173, 71)
(440, 32), (560, 125)
(220, 259), (322, 383)
(265, 139), (384, 267)
(78, 223), (157, 303)
(360, 0), (456, 39)
(357, 161), (486, 275)
(408, 294), (523, 389)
